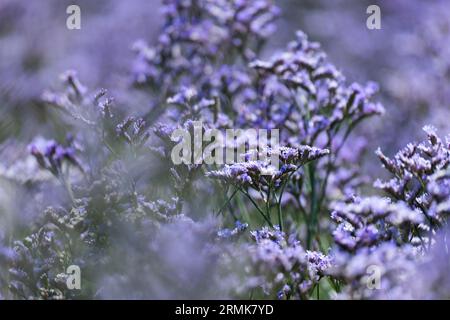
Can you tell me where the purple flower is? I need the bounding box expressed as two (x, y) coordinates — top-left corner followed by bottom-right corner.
(28, 138), (83, 177)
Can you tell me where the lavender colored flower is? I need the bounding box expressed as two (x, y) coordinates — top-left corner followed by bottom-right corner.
(132, 0), (279, 98)
(331, 196), (423, 252)
(398, 226), (450, 299)
(230, 226), (331, 299)
(375, 126), (450, 227)
(207, 145), (329, 188)
(116, 117), (150, 148)
(8, 223), (78, 299)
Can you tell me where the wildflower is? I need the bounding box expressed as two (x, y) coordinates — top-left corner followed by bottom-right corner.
(28, 138), (83, 177)
(331, 196), (424, 251)
(375, 127), (450, 226)
(329, 242), (417, 299)
(217, 220), (249, 239)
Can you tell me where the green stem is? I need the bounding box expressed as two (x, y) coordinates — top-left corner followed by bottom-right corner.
(239, 188), (273, 227)
(216, 188), (238, 216)
(307, 163), (317, 249)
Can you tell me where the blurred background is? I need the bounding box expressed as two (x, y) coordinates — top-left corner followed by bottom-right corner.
(1, 0), (449, 157)
(0, 0), (449, 297)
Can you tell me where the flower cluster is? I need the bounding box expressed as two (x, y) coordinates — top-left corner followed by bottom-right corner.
(328, 128), (450, 299)
(8, 213), (78, 300)
(329, 242), (417, 299)
(331, 197), (423, 252)
(207, 146), (329, 188)
(217, 220), (248, 240)
(28, 138), (83, 177)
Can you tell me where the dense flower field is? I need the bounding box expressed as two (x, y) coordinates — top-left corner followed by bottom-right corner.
(1, 0), (449, 300)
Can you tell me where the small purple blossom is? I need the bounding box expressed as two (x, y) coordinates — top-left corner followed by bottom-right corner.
(28, 138), (83, 177)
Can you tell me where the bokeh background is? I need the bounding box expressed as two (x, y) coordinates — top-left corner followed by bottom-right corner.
(1, 0), (449, 299)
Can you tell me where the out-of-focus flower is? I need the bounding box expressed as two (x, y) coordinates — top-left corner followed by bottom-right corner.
(28, 138), (83, 177)
(206, 145), (329, 188)
(217, 220), (249, 240)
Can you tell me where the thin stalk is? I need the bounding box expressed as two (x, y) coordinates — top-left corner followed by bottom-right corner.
(216, 188), (239, 216)
(235, 192), (251, 224)
(307, 163), (317, 249)
(239, 188), (273, 227)
(266, 185), (272, 222)
(276, 172), (296, 231)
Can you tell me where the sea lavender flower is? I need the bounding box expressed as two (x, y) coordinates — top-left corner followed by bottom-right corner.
(231, 226), (331, 299)
(28, 138), (83, 177)
(329, 242), (417, 299)
(305, 250), (333, 282)
(132, 0), (279, 93)
(243, 31), (384, 147)
(217, 220), (249, 240)
(207, 145), (329, 188)
(233, 30), (384, 247)
(375, 126), (450, 227)
(116, 117), (150, 149)
(397, 226), (450, 299)
(8, 223), (77, 299)
(329, 225), (448, 300)
(250, 225), (285, 245)
(206, 145), (328, 228)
